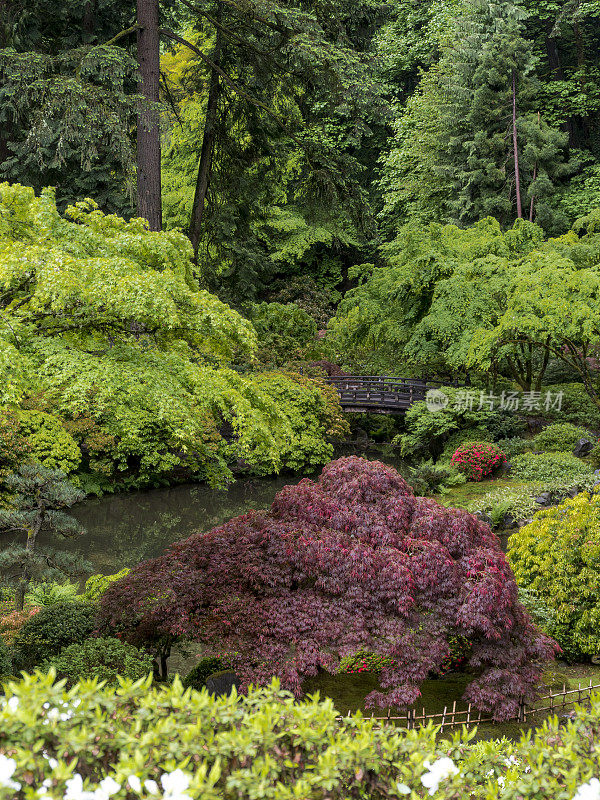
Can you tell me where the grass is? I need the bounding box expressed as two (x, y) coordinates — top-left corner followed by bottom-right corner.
(303, 662), (600, 742)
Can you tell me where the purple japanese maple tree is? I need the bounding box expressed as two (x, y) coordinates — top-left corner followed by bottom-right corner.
(98, 457), (557, 720)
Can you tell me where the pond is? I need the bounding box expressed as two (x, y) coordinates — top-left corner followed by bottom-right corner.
(40, 451), (412, 575)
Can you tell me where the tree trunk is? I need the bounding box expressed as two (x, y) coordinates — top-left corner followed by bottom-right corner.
(512, 71), (523, 220)
(136, 0), (162, 231)
(83, 0), (96, 40)
(189, 16), (222, 260)
(14, 508), (43, 612)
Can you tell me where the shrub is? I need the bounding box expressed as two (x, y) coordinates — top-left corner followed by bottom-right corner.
(399, 389), (521, 460)
(0, 607), (41, 646)
(15, 601), (96, 669)
(98, 456), (557, 721)
(509, 493), (600, 660)
(5, 673), (600, 799)
(17, 410), (81, 474)
(409, 462), (466, 496)
(539, 382), (600, 430)
(494, 437), (533, 458)
(337, 650), (395, 674)
(183, 656), (233, 691)
(0, 637), (12, 677)
(79, 570), (131, 603)
(533, 422), (592, 452)
(45, 637), (154, 686)
(510, 451), (593, 483)
(450, 442), (506, 481)
(249, 302), (317, 367)
(25, 581), (79, 607)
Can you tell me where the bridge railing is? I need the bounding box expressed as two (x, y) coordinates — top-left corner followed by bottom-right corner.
(325, 375), (465, 413)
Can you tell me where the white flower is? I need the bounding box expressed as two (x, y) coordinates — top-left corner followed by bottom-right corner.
(144, 780), (159, 794)
(573, 779), (600, 800)
(128, 775), (142, 793)
(396, 782), (411, 795)
(0, 754), (21, 791)
(6, 696), (19, 713)
(64, 773), (97, 800)
(504, 755), (520, 767)
(420, 757), (459, 796)
(161, 769), (191, 800)
(498, 776), (505, 788)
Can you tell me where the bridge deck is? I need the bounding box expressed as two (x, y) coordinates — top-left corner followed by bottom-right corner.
(326, 376), (462, 414)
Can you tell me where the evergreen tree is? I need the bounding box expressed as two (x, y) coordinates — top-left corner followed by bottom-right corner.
(0, 464), (87, 610)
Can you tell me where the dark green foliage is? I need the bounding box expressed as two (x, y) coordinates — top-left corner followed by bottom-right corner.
(408, 462), (465, 497)
(0, 0), (137, 213)
(0, 637), (13, 678)
(249, 302), (317, 368)
(45, 637), (154, 686)
(534, 423), (592, 453)
(183, 655), (232, 691)
(15, 601), (96, 669)
(0, 464), (87, 608)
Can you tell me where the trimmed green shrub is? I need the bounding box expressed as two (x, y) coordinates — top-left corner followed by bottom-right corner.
(79, 570), (131, 603)
(533, 423), (592, 452)
(45, 637), (153, 686)
(25, 581), (79, 607)
(14, 601), (96, 669)
(509, 493), (600, 660)
(5, 673), (600, 798)
(183, 656), (232, 691)
(17, 410), (81, 474)
(494, 437), (533, 458)
(510, 451), (593, 483)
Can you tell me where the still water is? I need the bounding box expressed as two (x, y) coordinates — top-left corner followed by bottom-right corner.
(42, 452), (410, 575)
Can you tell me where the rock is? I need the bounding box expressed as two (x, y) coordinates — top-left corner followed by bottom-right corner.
(534, 492), (553, 506)
(205, 671), (241, 697)
(517, 518), (533, 528)
(567, 486), (580, 498)
(474, 511), (493, 527)
(502, 513), (518, 530)
(573, 438), (593, 457)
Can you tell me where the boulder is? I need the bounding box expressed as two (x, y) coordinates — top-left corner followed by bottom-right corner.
(205, 671), (241, 697)
(502, 514), (518, 530)
(534, 492), (553, 506)
(573, 438), (593, 457)
(474, 511), (493, 527)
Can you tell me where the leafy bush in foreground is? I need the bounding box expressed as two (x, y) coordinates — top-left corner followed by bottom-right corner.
(99, 457), (557, 720)
(45, 637), (154, 686)
(509, 493), (600, 660)
(3, 673), (600, 799)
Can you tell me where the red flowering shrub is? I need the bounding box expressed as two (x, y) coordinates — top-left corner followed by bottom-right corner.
(450, 442), (507, 481)
(98, 456), (557, 720)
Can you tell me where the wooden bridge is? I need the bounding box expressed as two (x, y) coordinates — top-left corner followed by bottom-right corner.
(326, 375), (463, 414)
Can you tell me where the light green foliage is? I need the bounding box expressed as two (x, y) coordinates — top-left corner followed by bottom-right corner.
(490, 437), (533, 459)
(509, 494), (600, 659)
(45, 637), (154, 686)
(510, 452), (593, 483)
(6, 673), (600, 798)
(471, 477), (597, 525)
(79, 570), (130, 604)
(248, 372), (349, 473)
(16, 410), (81, 473)
(25, 581), (79, 607)
(534, 423), (592, 452)
(249, 302), (317, 367)
(396, 387), (520, 460)
(0, 183), (339, 486)
(408, 461), (466, 497)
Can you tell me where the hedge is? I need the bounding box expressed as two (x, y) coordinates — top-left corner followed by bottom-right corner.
(2, 673), (600, 798)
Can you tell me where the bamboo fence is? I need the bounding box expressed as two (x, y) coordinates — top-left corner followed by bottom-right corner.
(337, 679), (600, 731)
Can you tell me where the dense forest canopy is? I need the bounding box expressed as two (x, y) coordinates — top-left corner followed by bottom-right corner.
(2, 0), (599, 311)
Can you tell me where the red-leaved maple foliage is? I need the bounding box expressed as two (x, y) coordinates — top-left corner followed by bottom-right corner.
(97, 457), (557, 720)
